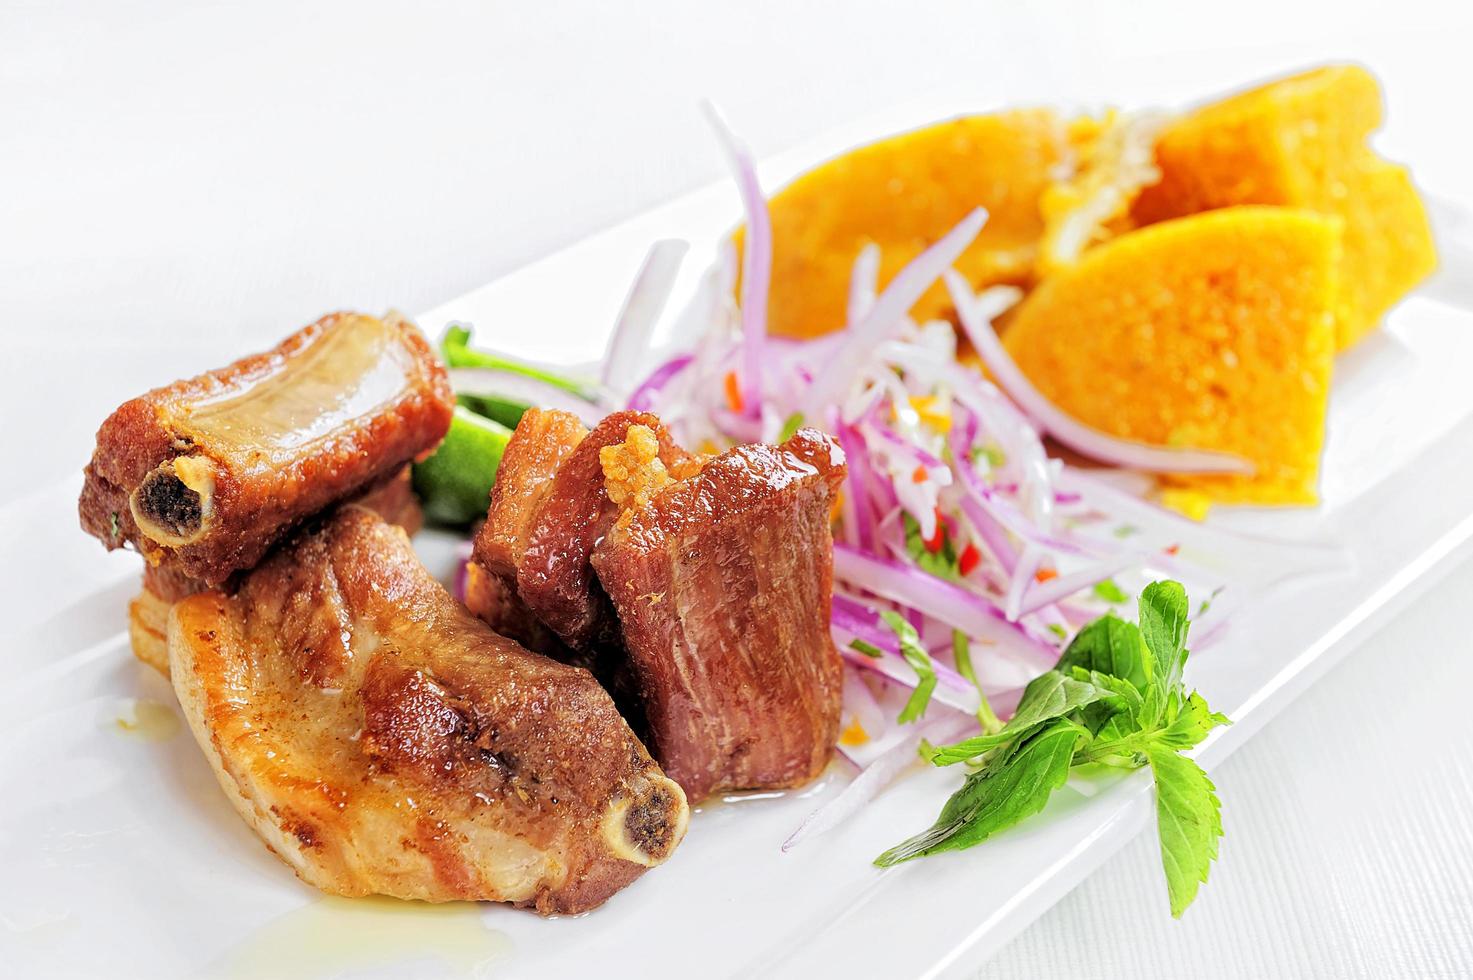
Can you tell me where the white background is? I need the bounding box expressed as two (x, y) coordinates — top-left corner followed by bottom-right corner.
(4, 2), (1471, 977)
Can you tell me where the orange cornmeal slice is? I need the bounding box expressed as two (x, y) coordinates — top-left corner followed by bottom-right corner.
(1002, 207), (1341, 506)
(744, 109), (1069, 340)
(1132, 65), (1436, 349)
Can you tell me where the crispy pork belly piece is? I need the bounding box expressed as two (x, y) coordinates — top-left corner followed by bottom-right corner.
(474, 408), (589, 581)
(590, 427), (847, 802)
(512, 411), (693, 651)
(80, 312), (453, 586)
(469, 408), (588, 656)
(169, 507), (688, 914)
(128, 580), (173, 675)
(127, 466), (423, 676)
(463, 562), (574, 661)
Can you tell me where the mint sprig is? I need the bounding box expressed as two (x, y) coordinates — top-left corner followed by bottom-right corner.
(879, 611), (937, 724)
(875, 579), (1231, 918)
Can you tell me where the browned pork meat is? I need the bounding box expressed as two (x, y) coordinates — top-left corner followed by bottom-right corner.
(469, 408), (589, 658)
(474, 410), (846, 801)
(80, 312), (454, 585)
(475, 407), (589, 582)
(590, 427), (846, 801)
(127, 465), (424, 676)
(169, 507), (688, 915)
(514, 411), (694, 650)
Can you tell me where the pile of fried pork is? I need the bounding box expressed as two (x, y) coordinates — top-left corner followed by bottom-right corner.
(79, 312), (846, 914)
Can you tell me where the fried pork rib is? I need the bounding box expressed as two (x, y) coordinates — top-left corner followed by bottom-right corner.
(473, 411), (847, 802)
(470, 408), (590, 658)
(591, 428), (847, 801)
(169, 507), (688, 914)
(515, 411), (694, 651)
(127, 465), (424, 676)
(80, 312), (454, 586)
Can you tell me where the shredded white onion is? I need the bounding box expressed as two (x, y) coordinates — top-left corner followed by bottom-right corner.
(601, 239), (689, 391)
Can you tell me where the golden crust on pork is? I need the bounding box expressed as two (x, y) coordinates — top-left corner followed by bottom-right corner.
(127, 466), (424, 675)
(169, 507), (687, 914)
(80, 312), (453, 585)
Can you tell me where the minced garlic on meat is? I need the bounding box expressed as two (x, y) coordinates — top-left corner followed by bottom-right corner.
(600, 425), (671, 511)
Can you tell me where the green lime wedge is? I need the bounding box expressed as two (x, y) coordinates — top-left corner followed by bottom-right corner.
(412, 405), (513, 526)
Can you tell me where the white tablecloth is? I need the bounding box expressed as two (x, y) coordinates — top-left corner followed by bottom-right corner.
(5, 2), (1470, 976)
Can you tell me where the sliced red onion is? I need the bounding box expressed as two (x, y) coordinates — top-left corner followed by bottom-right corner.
(833, 544), (1057, 665)
(448, 367), (604, 425)
(946, 271), (1255, 475)
(866, 423), (948, 472)
(833, 593), (969, 691)
(805, 208), (989, 419)
(841, 665), (890, 739)
(627, 354), (694, 413)
(1005, 545), (1044, 621)
(702, 101), (768, 417)
(601, 239), (689, 391)
(1054, 468), (1346, 573)
(835, 425), (886, 552)
(782, 713), (976, 852)
(847, 243), (881, 326)
(947, 430), (1099, 559)
(957, 493), (1019, 574)
(834, 629), (979, 716)
(1017, 554), (1139, 618)
(713, 407), (762, 443)
(452, 543), (473, 602)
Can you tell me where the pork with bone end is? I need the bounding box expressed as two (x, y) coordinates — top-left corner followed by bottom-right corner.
(80, 311), (453, 586)
(169, 506), (689, 915)
(128, 463), (425, 676)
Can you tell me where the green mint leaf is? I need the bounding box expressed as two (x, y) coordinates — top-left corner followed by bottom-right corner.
(1138, 580), (1190, 698)
(928, 671), (1115, 765)
(1075, 727), (1155, 767)
(1113, 523), (1140, 538)
(1147, 744), (1223, 917)
(1056, 614), (1153, 694)
(880, 611), (937, 724)
(1093, 578), (1128, 603)
(778, 412), (806, 442)
(1153, 691), (1232, 751)
(1066, 666), (1147, 737)
(903, 512), (960, 581)
(849, 639), (884, 659)
(953, 630), (1002, 733)
(876, 719), (1083, 865)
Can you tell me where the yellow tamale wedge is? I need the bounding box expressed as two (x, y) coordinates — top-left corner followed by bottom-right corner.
(1132, 65), (1436, 348)
(1003, 207), (1341, 505)
(744, 109), (1069, 339)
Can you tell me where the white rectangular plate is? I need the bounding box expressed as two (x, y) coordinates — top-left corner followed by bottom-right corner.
(5, 110), (1472, 979)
